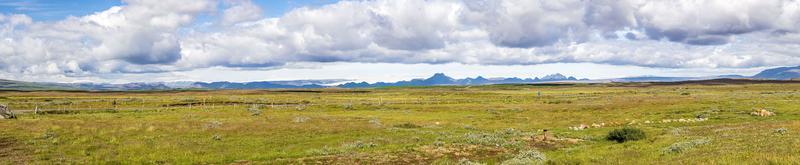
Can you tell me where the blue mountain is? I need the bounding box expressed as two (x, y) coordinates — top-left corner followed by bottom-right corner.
(337, 73), (585, 88)
(193, 81), (324, 89)
(752, 66), (800, 80)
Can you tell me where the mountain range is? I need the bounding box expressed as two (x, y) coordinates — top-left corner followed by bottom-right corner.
(752, 66), (800, 80)
(338, 73), (584, 88)
(1, 66), (799, 91)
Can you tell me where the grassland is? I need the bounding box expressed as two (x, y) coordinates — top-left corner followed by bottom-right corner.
(1, 82), (799, 164)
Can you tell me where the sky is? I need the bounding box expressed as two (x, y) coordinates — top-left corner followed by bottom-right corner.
(0, 0), (798, 83)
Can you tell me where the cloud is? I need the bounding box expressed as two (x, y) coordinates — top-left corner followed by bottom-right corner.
(463, 0), (589, 48)
(1, 0), (800, 79)
(0, 0), (216, 76)
(221, 0), (263, 25)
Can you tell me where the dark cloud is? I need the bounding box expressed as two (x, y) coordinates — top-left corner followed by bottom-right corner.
(624, 32), (637, 40)
(686, 35), (731, 46)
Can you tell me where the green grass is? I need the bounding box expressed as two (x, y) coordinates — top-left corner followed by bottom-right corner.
(0, 83), (799, 164)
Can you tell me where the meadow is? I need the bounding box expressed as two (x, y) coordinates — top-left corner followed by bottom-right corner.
(1, 82), (799, 164)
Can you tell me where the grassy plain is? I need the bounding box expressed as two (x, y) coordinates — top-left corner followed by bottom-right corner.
(1, 82), (800, 164)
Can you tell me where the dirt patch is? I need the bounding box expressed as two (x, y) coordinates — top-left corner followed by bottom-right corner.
(0, 134), (32, 163)
(526, 135), (583, 150)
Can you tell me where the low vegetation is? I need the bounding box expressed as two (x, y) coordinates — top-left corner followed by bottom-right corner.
(662, 138), (711, 154)
(0, 83), (799, 163)
(606, 127), (646, 143)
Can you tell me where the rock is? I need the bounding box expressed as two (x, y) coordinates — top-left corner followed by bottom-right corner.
(569, 124), (589, 131)
(750, 108), (775, 117)
(0, 104), (15, 119)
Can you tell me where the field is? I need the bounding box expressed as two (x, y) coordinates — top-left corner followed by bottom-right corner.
(1, 82), (800, 164)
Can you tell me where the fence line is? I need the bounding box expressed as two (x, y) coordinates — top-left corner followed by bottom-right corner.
(3, 93), (610, 114)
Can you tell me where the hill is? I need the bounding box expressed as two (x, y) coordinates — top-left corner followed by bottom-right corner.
(0, 79), (73, 90)
(752, 66), (800, 80)
(337, 73), (584, 88)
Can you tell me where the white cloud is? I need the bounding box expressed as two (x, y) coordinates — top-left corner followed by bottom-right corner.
(0, 0), (216, 76)
(0, 0), (799, 81)
(221, 0), (263, 25)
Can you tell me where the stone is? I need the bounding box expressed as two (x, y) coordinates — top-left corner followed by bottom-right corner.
(0, 104), (15, 119)
(750, 108), (775, 117)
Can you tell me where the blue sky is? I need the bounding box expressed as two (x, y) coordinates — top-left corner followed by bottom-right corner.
(0, 0), (121, 20)
(0, 0), (797, 83)
(255, 0), (339, 17)
(0, 0), (339, 20)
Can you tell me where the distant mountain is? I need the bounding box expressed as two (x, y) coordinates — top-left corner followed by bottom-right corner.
(74, 82), (172, 91)
(7, 65), (799, 91)
(752, 66), (800, 80)
(192, 81), (325, 89)
(337, 73), (586, 88)
(607, 66), (800, 82)
(268, 79), (351, 86)
(0, 79), (348, 91)
(0, 79), (73, 90)
(541, 73), (577, 81)
(424, 73), (457, 85)
(606, 75), (748, 83)
(0, 80), (171, 91)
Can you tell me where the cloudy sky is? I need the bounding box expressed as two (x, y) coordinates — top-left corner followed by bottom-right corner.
(0, 0), (798, 83)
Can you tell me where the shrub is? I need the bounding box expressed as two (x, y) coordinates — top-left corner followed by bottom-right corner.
(41, 129), (58, 139)
(211, 134), (222, 141)
(462, 130), (524, 149)
(662, 139), (710, 154)
(343, 141), (377, 150)
(607, 127), (646, 143)
(501, 149), (546, 165)
(368, 118), (382, 127)
(458, 158), (486, 165)
(247, 104), (262, 116)
(293, 116), (310, 123)
(205, 120), (223, 129)
(342, 103), (354, 110)
(306, 146), (341, 156)
(433, 141), (445, 147)
(463, 125), (477, 130)
(775, 128), (788, 135)
(393, 123), (421, 128)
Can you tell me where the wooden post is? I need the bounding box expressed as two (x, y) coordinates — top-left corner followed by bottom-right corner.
(543, 129), (549, 141)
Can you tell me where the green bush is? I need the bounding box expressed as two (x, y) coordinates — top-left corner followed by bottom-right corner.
(393, 123), (421, 128)
(607, 127), (646, 143)
(501, 149), (546, 165)
(662, 138), (711, 154)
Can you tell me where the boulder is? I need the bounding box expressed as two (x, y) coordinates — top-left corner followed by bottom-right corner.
(750, 108), (775, 117)
(0, 104), (15, 119)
